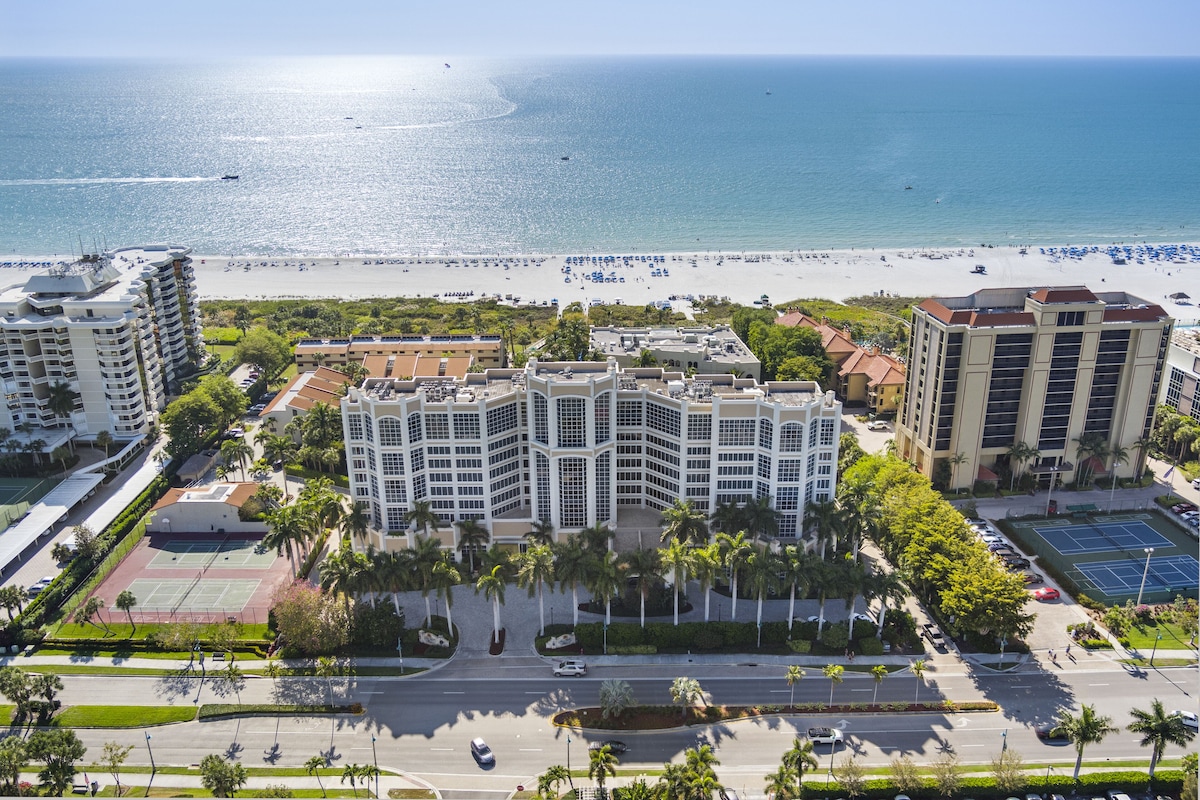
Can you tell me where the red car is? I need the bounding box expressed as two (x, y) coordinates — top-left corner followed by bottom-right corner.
(1173, 503), (1197, 515)
(1033, 587), (1060, 601)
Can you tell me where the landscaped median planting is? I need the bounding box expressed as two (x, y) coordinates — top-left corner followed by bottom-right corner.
(197, 702), (365, 720)
(553, 700), (998, 731)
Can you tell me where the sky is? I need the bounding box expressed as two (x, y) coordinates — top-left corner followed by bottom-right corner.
(2, 0), (1199, 58)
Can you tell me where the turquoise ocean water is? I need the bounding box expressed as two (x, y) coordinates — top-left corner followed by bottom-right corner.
(0, 56), (1197, 256)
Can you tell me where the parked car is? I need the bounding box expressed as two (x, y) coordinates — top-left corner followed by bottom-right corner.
(719, 789), (742, 800)
(470, 737), (495, 765)
(978, 532), (1005, 544)
(1032, 587), (1060, 601)
(1192, 477), (1200, 489)
(1170, 709), (1199, 730)
(553, 660), (587, 677)
(1108, 791), (1134, 800)
(1180, 511), (1200, 523)
(1172, 502), (1197, 514)
(991, 548), (1018, 560)
(806, 727), (844, 746)
(867, 420), (889, 431)
(988, 541), (1014, 552)
(27, 576), (55, 598)
(852, 612), (876, 626)
(1022, 572), (1044, 585)
(1003, 556), (1032, 570)
(588, 740), (628, 754)
(923, 623), (947, 649)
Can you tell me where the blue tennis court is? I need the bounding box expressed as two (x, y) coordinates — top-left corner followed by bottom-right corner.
(1034, 518), (1173, 555)
(1076, 555), (1200, 596)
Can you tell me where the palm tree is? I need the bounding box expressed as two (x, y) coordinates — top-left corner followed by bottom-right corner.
(578, 521), (615, 555)
(74, 596), (109, 635)
(809, 559), (843, 641)
(660, 498), (709, 544)
(1107, 444), (1130, 511)
(409, 534), (443, 627)
(526, 519), (555, 547)
(690, 542), (722, 622)
(94, 429), (113, 458)
(115, 590), (137, 635)
(50, 445), (71, 474)
(552, 535), (590, 628)
(1052, 704), (1116, 782)
(305, 756), (327, 798)
(822, 664), (844, 705)
(785, 666), (805, 710)
(870, 664), (888, 705)
(660, 538), (693, 626)
(430, 555), (462, 637)
(588, 744), (618, 795)
(516, 544), (556, 636)
(742, 495), (780, 542)
(867, 569), (907, 639)
(46, 380), (77, 427)
(683, 744), (722, 799)
(841, 561), (867, 642)
(538, 765), (570, 799)
(765, 764), (801, 800)
(476, 565), (507, 644)
(781, 544), (815, 631)
(319, 548), (367, 623)
(220, 438), (254, 481)
(373, 550), (411, 616)
(342, 502), (371, 547)
(340, 763), (364, 799)
(710, 501), (745, 535)
(1131, 434), (1154, 481)
(670, 676), (704, 720)
(947, 451), (968, 493)
(804, 498), (845, 559)
(621, 547), (662, 629)
(782, 736), (819, 795)
(588, 551), (623, 627)
(455, 518), (490, 573)
(745, 549), (781, 646)
(1128, 698), (1196, 780)
(716, 530), (752, 621)
(911, 658), (927, 702)
(405, 500), (442, 540)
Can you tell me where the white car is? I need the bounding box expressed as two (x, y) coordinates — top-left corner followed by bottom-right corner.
(866, 420), (889, 431)
(1192, 477), (1200, 489)
(553, 660), (587, 677)
(1171, 709), (1199, 730)
(807, 727), (844, 746)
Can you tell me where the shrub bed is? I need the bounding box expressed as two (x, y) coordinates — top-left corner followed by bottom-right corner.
(198, 703), (364, 720)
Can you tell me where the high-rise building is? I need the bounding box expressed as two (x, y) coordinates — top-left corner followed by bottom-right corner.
(342, 358), (841, 556)
(1161, 328), (1200, 421)
(895, 286), (1171, 490)
(0, 245), (204, 444)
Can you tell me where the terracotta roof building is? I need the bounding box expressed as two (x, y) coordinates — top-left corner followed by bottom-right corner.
(260, 366), (353, 438)
(775, 311), (906, 413)
(294, 335), (504, 374)
(894, 286), (1172, 489)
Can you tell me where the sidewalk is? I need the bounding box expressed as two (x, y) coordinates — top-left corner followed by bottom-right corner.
(17, 768), (435, 798)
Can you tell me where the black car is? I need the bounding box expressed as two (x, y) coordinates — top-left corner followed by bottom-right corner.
(1004, 556), (1031, 570)
(588, 740), (628, 754)
(1035, 724), (1067, 741)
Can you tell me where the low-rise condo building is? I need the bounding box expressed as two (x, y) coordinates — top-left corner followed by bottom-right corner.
(294, 335), (505, 374)
(1161, 328), (1200, 420)
(342, 358), (841, 558)
(588, 326), (761, 378)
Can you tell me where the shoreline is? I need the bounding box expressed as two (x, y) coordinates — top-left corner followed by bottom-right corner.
(3, 244), (1198, 315)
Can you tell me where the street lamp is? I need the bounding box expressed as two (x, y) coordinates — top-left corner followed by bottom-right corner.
(145, 733), (155, 774)
(371, 735), (379, 800)
(1136, 548), (1155, 606)
(1045, 765), (1054, 792)
(566, 735), (573, 788)
(1001, 728), (1007, 754)
(1151, 632), (1163, 667)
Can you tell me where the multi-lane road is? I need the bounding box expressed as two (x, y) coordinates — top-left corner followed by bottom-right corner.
(49, 655), (1197, 795)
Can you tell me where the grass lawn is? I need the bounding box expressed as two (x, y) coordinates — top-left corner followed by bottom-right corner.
(49, 621), (272, 641)
(1119, 657), (1197, 668)
(55, 705), (197, 727)
(1123, 619), (1197, 651)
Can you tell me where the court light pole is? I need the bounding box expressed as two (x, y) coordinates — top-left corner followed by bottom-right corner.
(1136, 547), (1154, 606)
(371, 735), (379, 799)
(1151, 632), (1162, 666)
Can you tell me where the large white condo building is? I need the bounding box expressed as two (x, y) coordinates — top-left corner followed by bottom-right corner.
(0, 245), (204, 443)
(342, 358), (842, 554)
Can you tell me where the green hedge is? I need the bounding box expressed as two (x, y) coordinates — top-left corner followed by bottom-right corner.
(575, 620), (824, 653)
(815, 769), (1181, 800)
(198, 703), (364, 720)
(608, 644), (657, 655)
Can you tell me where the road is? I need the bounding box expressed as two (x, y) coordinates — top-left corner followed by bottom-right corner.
(51, 657), (1197, 795)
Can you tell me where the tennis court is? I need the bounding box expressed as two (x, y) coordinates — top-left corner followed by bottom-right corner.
(1032, 516), (1174, 555)
(147, 539), (277, 570)
(0, 477), (57, 529)
(120, 578), (261, 612)
(1076, 555), (1200, 597)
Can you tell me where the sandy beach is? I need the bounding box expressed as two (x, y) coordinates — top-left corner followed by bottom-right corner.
(185, 245), (1200, 318)
(3, 245), (1198, 319)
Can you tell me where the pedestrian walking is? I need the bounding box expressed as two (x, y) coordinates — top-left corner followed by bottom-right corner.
(1065, 643), (1071, 657)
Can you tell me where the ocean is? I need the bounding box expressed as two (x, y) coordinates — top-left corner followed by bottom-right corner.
(1, 56), (1198, 256)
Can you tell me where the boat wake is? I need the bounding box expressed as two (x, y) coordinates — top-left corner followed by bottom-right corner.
(0, 176), (223, 187)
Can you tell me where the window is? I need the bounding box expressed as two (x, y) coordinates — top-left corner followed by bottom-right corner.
(346, 414), (364, 441)
(779, 422), (804, 452)
(758, 418), (774, 449)
(777, 486), (799, 511)
(616, 400), (643, 427)
(595, 452), (611, 518)
(453, 413), (480, 439)
(536, 453), (551, 521)
(595, 392), (611, 443)
(646, 402), (681, 437)
(425, 413), (450, 440)
(486, 403), (518, 437)
(778, 459), (803, 483)
(384, 480), (407, 503)
(378, 416), (404, 446)
(758, 453), (772, 480)
(533, 393), (549, 444)
(381, 452), (405, 475)
(386, 508), (408, 532)
(557, 397), (586, 447)
(559, 457), (587, 527)
(407, 413), (423, 444)
(688, 414), (711, 441)
(410, 448), (425, 472)
(808, 420), (819, 449)
(820, 419), (836, 446)
(718, 419), (756, 447)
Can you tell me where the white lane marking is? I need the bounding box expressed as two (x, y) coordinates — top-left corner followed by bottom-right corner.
(443, 691), (465, 695)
